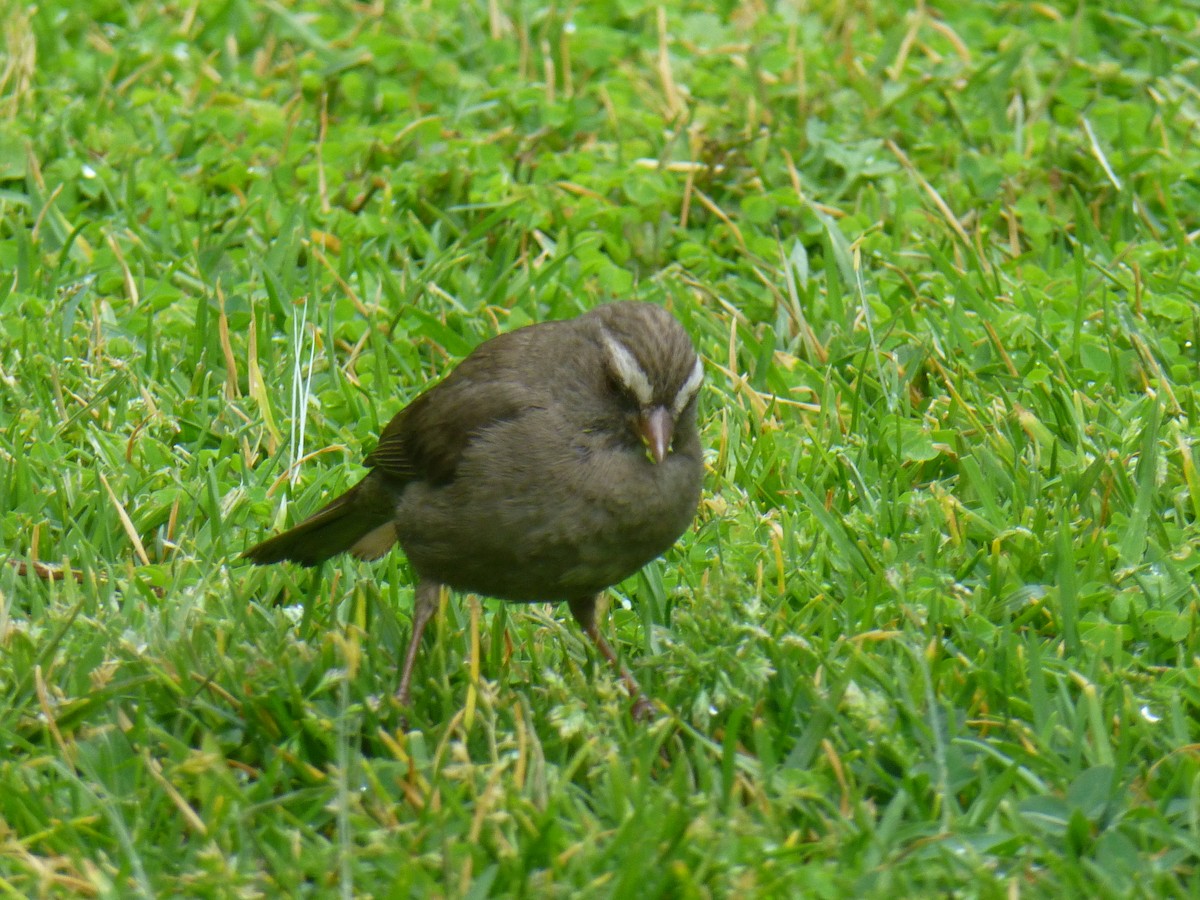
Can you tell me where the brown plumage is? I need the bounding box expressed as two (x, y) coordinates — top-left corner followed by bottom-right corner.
(244, 302), (704, 718)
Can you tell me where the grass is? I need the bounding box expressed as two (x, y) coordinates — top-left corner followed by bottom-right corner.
(3, 0), (1200, 895)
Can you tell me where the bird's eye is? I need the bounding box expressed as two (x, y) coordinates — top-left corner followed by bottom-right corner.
(600, 331), (654, 407)
(671, 355), (704, 416)
(605, 370), (638, 407)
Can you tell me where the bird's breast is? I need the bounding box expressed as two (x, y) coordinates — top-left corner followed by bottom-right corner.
(392, 417), (702, 602)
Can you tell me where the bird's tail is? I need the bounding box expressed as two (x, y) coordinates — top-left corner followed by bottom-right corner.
(242, 474), (397, 567)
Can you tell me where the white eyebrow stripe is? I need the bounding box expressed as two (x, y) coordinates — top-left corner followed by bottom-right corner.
(672, 355), (704, 416)
(601, 330), (653, 406)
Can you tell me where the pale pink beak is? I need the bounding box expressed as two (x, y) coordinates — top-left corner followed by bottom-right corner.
(638, 406), (674, 464)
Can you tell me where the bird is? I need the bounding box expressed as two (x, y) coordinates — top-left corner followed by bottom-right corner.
(243, 301), (704, 720)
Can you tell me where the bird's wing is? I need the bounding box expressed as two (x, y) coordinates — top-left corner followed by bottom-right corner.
(363, 333), (537, 485)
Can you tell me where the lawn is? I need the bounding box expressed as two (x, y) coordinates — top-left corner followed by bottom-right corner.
(2, 0), (1199, 896)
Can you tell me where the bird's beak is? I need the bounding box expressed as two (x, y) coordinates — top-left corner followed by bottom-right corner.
(638, 406), (674, 464)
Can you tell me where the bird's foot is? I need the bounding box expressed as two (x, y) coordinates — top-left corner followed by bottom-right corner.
(631, 694), (657, 722)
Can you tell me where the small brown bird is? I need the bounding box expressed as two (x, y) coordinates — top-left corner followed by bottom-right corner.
(244, 302), (704, 718)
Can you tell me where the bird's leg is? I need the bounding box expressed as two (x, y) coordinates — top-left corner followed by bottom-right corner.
(568, 595), (656, 721)
(397, 580), (440, 710)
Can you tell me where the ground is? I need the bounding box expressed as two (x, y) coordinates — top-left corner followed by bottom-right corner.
(2, 1), (1199, 896)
